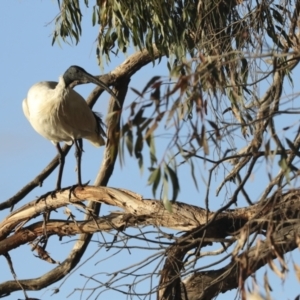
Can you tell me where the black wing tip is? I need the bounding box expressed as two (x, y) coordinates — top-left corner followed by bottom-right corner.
(93, 112), (107, 138)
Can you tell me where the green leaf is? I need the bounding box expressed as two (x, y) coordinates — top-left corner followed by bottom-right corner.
(142, 76), (161, 95)
(130, 87), (143, 98)
(264, 139), (270, 159)
(147, 167), (161, 197)
(144, 121), (158, 140)
(285, 138), (297, 153)
(163, 197), (173, 213)
(165, 165), (180, 202)
(241, 58), (248, 84)
(162, 171), (172, 212)
(150, 86), (161, 102)
(92, 5), (97, 26)
(132, 107), (145, 126)
(134, 130), (143, 158)
(140, 117), (154, 132)
(145, 130), (157, 166)
(207, 120), (221, 139)
(138, 154), (144, 175)
(278, 156), (290, 184)
(271, 8), (284, 24)
(146, 28), (153, 56)
(126, 130), (133, 156)
(189, 159), (199, 191)
(201, 125), (209, 155)
(166, 97), (180, 128)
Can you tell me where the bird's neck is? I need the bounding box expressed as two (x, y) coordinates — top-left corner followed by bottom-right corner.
(56, 76), (71, 102)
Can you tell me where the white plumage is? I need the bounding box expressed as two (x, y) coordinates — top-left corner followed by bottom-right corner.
(22, 65), (118, 191)
(23, 77), (105, 147)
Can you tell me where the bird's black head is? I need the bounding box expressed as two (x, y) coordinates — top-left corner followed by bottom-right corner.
(63, 65), (88, 87)
(63, 65), (120, 107)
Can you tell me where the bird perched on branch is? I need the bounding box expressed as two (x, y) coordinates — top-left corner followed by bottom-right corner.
(22, 65), (119, 192)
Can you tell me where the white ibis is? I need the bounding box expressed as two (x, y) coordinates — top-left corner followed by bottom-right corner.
(22, 65), (119, 192)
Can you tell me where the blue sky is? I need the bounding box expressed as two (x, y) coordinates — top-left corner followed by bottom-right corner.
(1, 1), (300, 299)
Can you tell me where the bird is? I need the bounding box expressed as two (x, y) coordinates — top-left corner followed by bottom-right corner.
(22, 65), (119, 193)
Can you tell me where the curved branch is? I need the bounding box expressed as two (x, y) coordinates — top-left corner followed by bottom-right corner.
(1, 187), (300, 296)
(181, 223), (299, 300)
(157, 189), (300, 299)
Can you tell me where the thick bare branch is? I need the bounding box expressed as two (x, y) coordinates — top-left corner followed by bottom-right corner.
(158, 189), (300, 299)
(181, 222), (300, 300)
(1, 187), (300, 297)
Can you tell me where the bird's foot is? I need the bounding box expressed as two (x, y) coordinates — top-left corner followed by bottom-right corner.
(36, 181), (90, 202)
(36, 189), (60, 203)
(61, 181), (90, 199)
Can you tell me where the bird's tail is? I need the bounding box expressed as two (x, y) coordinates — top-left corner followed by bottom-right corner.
(90, 112), (106, 147)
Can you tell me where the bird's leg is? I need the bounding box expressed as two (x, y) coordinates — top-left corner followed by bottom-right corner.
(56, 143), (65, 191)
(64, 139), (89, 197)
(74, 139), (83, 187)
(35, 143), (65, 202)
(52, 139), (89, 199)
